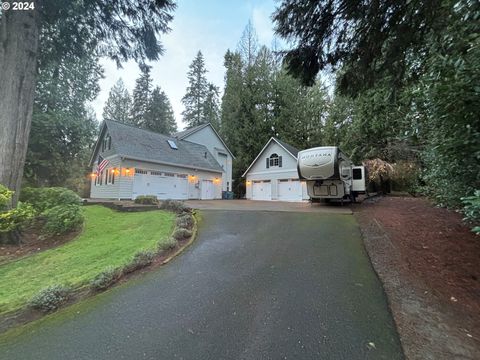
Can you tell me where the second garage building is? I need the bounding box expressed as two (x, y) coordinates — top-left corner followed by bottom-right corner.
(243, 137), (309, 202)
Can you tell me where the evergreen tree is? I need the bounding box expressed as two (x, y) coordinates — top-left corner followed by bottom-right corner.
(144, 86), (177, 135)
(131, 63), (153, 127)
(182, 51), (208, 128)
(102, 79), (132, 124)
(202, 83), (221, 130)
(0, 0), (176, 206)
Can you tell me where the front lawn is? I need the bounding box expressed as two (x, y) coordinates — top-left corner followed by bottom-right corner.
(0, 205), (175, 315)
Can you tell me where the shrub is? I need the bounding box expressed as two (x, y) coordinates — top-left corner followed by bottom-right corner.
(160, 199), (190, 213)
(0, 185), (35, 243)
(90, 267), (120, 291)
(461, 190), (480, 234)
(29, 285), (72, 312)
(123, 250), (155, 274)
(0, 184), (14, 211)
(20, 187), (81, 213)
(176, 214), (194, 229)
(173, 228), (192, 241)
(42, 204), (84, 235)
(159, 237), (177, 251)
(391, 161), (421, 193)
(134, 195), (158, 205)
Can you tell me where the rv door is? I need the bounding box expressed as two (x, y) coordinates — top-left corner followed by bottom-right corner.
(352, 166), (366, 193)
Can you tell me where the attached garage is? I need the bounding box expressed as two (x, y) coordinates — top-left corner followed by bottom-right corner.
(252, 180), (272, 200)
(278, 179), (303, 202)
(201, 180), (215, 200)
(243, 137), (309, 202)
(132, 169), (188, 200)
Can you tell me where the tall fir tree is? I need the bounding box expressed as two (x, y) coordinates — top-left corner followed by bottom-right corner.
(144, 86), (177, 135)
(102, 79), (132, 124)
(182, 51), (208, 128)
(131, 63), (153, 127)
(202, 83), (221, 130)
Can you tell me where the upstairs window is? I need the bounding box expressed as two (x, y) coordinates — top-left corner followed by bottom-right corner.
(266, 153), (283, 168)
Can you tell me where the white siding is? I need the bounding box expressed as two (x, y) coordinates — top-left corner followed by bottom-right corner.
(90, 155), (122, 199)
(181, 126), (233, 192)
(245, 142), (308, 201)
(122, 159), (222, 200)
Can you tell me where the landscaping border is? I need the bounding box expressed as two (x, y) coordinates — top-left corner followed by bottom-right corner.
(0, 206), (199, 334)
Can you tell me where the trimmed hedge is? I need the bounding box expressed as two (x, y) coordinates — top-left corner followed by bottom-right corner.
(134, 195), (158, 205)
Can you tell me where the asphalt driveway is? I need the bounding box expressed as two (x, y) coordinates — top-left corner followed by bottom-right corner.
(0, 210), (403, 359)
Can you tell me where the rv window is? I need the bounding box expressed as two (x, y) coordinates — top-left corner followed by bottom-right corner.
(353, 168), (362, 180)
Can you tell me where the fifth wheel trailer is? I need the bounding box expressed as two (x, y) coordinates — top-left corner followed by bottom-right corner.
(297, 146), (366, 202)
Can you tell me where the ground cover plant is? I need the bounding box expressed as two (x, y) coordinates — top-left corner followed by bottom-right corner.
(0, 205), (175, 314)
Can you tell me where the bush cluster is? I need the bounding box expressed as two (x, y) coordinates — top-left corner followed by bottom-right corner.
(19, 187), (85, 236)
(29, 285), (72, 312)
(173, 228), (192, 241)
(20, 187), (81, 213)
(42, 204), (85, 235)
(123, 250), (155, 274)
(159, 199), (190, 213)
(159, 237), (177, 251)
(176, 214), (194, 229)
(90, 267), (120, 291)
(134, 195), (158, 205)
(0, 185), (35, 242)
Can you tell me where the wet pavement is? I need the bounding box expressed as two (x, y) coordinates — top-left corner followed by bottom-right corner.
(0, 210), (403, 359)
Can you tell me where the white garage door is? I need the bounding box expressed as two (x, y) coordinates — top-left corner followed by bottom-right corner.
(132, 169), (188, 200)
(252, 180), (271, 200)
(278, 179), (303, 201)
(201, 180), (215, 200)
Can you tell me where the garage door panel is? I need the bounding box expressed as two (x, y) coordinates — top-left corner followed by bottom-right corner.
(252, 181), (271, 201)
(133, 171), (188, 200)
(278, 179), (302, 201)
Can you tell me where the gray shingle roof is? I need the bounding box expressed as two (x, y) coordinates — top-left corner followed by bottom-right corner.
(274, 138), (300, 157)
(105, 121), (223, 173)
(173, 123), (209, 139)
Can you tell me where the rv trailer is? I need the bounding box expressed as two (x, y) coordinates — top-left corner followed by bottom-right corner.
(297, 146), (366, 202)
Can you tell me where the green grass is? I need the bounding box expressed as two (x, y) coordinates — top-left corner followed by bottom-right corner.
(0, 205), (175, 315)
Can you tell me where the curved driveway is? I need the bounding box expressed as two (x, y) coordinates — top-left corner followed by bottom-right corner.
(0, 209), (403, 359)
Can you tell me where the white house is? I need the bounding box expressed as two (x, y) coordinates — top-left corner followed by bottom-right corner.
(89, 121), (234, 200)
(243, 137), (309, 202)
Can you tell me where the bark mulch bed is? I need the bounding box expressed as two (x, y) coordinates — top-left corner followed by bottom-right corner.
(354, 196), (480, 360)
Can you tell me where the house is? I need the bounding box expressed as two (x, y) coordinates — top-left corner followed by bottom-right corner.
(89, 121), (234, 200)
(242, 137), (309, 202)
(174, 123), (234, 192)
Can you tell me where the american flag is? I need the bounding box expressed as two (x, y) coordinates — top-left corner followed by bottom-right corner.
(97, 155), (109, 174)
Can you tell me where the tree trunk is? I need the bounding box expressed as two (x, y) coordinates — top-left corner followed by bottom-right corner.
(0, 7), (40, 206)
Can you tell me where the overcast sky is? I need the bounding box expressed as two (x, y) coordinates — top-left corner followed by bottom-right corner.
(89, 0), (280, 131)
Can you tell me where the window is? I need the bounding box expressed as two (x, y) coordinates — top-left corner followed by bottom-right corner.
(135, 168), (148, 175)
(164, 172), (175, 177)
(167, 140), (178, 149)
(177, 174), (188, 178)
(151, 171), (162, 176)
(269, 154), (279, 167)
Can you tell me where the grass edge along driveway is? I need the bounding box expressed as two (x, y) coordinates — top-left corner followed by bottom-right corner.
(0, 205), (175, 315)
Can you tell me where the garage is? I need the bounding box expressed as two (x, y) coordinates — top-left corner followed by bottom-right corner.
(252, 180), (271, 200)
(201, 180), (215, 200)
(132, 169), (188, 200)
(278, 179), (303, 201)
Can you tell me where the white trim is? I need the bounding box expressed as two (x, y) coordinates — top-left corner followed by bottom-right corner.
(242, 137), (298, 177)
(246, 169), (299, 176)
(120, 155), (223, 174)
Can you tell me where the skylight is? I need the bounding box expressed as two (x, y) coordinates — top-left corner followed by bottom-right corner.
(167, 140), (178, 149)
